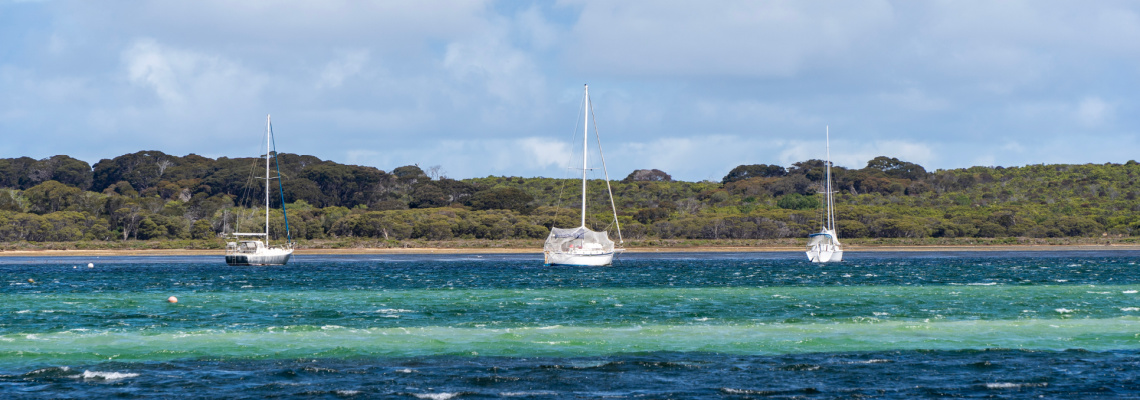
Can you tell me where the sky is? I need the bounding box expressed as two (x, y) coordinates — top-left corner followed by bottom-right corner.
(3, 0), (1140, 182)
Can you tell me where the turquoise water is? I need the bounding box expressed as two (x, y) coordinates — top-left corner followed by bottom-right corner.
(2, 252), (1140, 398)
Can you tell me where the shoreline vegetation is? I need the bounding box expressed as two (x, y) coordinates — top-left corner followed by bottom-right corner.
(4, 153), (1140, 253)
(2, 237), (1139, 257)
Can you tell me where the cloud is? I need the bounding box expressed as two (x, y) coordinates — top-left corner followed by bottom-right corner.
(7, 1), (1140, 179)
(565, 0), (894, 77)
(122, 38), (267, 112)
(317, 50), (369, 89)
(1075, 96), (1112, 127)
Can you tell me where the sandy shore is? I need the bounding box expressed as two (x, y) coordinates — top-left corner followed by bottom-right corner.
(1, 244), (1139, 257)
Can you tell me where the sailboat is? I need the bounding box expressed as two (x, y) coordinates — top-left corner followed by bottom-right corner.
(543, 84), (623, 266)
(806, 126), (843, 263)
(225, 115), (294, 266)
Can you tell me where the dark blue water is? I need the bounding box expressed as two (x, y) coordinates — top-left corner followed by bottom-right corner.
(3, 251), (1140, 398)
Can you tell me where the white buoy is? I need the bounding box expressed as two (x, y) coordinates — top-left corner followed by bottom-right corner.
(88, 263), (94, 268)
(167, 296), (178, 303)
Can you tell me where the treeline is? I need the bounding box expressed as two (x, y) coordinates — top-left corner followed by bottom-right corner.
(0, 151), (1138, 243)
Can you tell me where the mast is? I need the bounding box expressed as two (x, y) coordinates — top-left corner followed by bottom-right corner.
(265, 114), (271, 242)
(581, 84), (588, 228)
(825, 126), (833, 232)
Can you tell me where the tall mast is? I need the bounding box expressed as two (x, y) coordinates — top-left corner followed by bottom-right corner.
(266, 114), (271, 242)
(581, 84), (589, 228)
(826, 126), (833, 231)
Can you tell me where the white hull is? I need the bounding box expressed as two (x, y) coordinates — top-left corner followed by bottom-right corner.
(226, 247), (293, 266)
(545, 251), (614, 266)
(806, 247), (843, 263)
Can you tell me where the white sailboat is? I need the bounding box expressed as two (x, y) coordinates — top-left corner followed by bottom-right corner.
(806, 126), (843, 263)
(225, 115), (294, 266)
(543, 84), (623, 266)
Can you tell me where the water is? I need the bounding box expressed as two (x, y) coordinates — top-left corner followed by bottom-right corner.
(3, 251), (1140, 398)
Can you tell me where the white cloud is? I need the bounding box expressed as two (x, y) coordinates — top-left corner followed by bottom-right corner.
(122, 38), (266, 111)
(1076, 96), (1112, 127)
(565, 0), (894, 77)
(317, 50), (369, 89)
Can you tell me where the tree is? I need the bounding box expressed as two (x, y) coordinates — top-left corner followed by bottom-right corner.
(776, 193), (820, 210)
(410, 183), (449, 208)
(392, 165), (428, 184)
(623, 169), (672, 183)
(467, 187), (535, 214)
(864, 156), (928, 180)
(722, 164), (786, 184)
(190, 219), (215, 239)
(24, 180), (84, 214)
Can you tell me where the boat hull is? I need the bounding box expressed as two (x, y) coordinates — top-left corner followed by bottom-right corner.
(806, 248), (843, 263)
(544, 251), (614, 266)
(226, 249), (293, 266)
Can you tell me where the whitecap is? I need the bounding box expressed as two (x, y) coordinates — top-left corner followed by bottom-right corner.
(396, 368), (416, 373)
(413, 393), (460, 400)
(536, 325), (562, 330)
(967, 282), (997, 286)
(872, 312), (890, 317)
(15, 310), (30, 314)
(501, 391), (559, 397)
(1125, 290), (1138, 294)
(1121, 307), (1140, 312)
(1054, 308), (1074, 314)
(76, 370), (139, 380)
(984, 382), (1047, 389)
(1055, 279), (1069, 282)
(335, 390), (361, 395)
(375, 309), (414, 313)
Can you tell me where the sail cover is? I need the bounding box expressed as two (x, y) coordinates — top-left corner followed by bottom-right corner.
(806, 230), (840, 248)
(544, 226), (615, 254)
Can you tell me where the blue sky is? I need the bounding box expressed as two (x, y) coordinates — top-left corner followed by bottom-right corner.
(3, 1), (1140, 181)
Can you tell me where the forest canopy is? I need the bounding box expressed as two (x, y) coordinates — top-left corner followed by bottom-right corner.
(0, 150), (1136, 243)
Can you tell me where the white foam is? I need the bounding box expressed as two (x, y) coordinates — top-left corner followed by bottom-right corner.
(375, 309), (414, 313)
(396, 368), (416, 373)
(15, 310), (30, 314)
(967, 282), (998, 286)
(76, 370), (139, 380)
(501, 391), (559, 397)
(872, 312), (890, 316)
(984, 382), (1047, 389)
(1125, 290), (1138, 294)
(1121, 307), (1140, 312)
(413, 393), (460, 400)
(335, 390), (361, 395)
(1054, 308), (1074, 313)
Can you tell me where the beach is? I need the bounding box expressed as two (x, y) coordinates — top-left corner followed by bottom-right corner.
(1, 243), (1139, 257)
